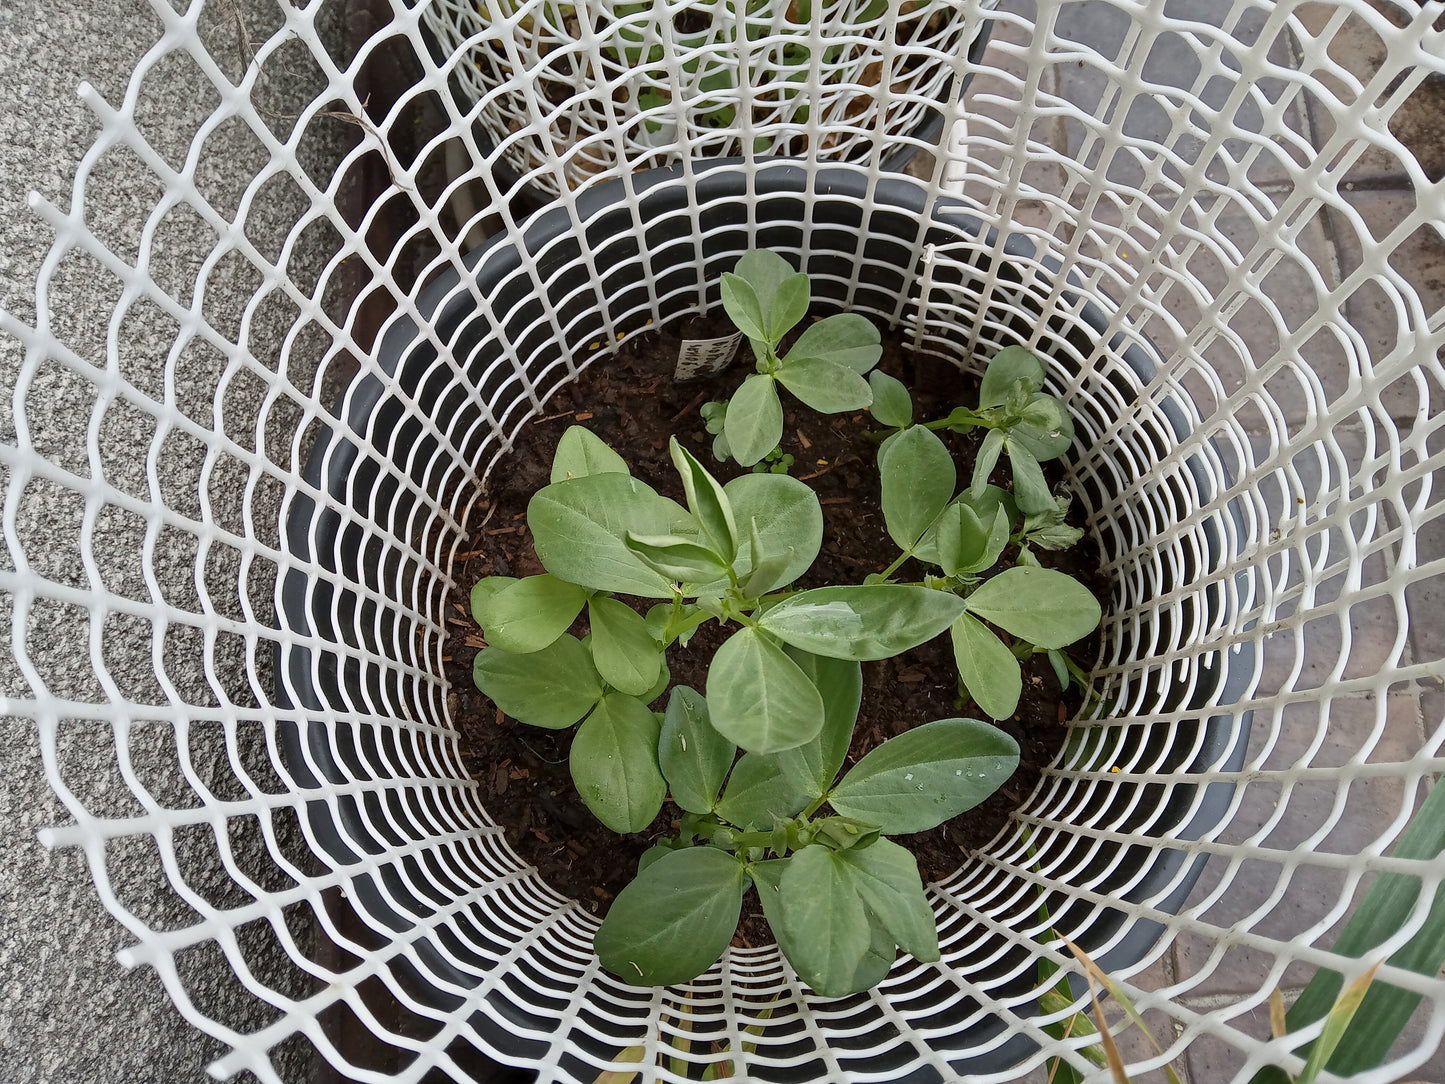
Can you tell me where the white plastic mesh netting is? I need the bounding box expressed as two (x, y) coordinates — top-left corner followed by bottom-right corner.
(1, 0), (1443, 1081)
(419, 0), (990, 195)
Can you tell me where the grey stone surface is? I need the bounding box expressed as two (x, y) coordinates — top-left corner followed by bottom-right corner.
(1, 1), (350, 1080)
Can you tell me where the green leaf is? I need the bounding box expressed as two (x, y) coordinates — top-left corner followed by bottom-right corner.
(916, 487), (1015, 567)
(570, 692), (666, 833)
(726, 472), (823, 591)
(588, 596), (664, 696)
(878, 425), (956, 552)
(936, 504), (1011, 576)
(624, 531), (730, 584)
(470, 573), (587, 654)
(470, 575), (517, 625)
(766, 846), (874, 998)
(529, 474), (691, 598)
(1253, 779), (1445, 1082)
(1047, 648), (1070, 690)
(781, 313), (882, 374)
(768, 647), (861, 799)
(550, 425), (631, 483)
(950, 612), (1023, 721)
(644, 601), (713, 648)
(1039, 987), (1104, 1079)
(849, 913), (900, 993)
(636, 843), (672, 876)
(835, 838), (940, 961)
(970, 427), (1005, 499)
(715, 752), (811, 830)
(730, 250), (798, 343)
(1006, 439), (1055, 515)
(658, 686), (735, 815)
(473, 634), (603, 729)
(963, 566), (1102, 649)
(749, 857), (788, 911)
(643, 658), (672, 704)
(868, 370), (912, 428)
(979, 346), (1046, 408)
(811, 816), (881, 851)
(1031, 524), (1086, 552)
(720, 273), (767, 342)
(768, 272), (811, 341)
(775, 355), (874, 414)
(707, 627), (825, 754)
(758, 585), (966, 661)
(1023, 497), (1086, 551)
(939, 404), (983, 433)
(595, 846), (745, 986)
(1019, 392), (1066, 433)
(735, 516), (788, 599)
(669, 436), (737, 560)
(1009, 394), (1075, 462)
(829, 717), (1020, 834)
(725, 374), (784, 467)
(959, 483), (1019, 527)
(1296, 966), (1379, 1084)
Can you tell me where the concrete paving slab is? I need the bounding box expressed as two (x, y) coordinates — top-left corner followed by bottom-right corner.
(1291, 1), (1445, 186)
(935, 9), (1071, 210)
(1181, 999), (1274, 1083)
(1071, 191), (1350, 436)
(1049, 0), (1311, 193)
(1322, 189), (1445, 425)
(1172, 693), (1423, 997)
(1181, 969), (1445, 1082)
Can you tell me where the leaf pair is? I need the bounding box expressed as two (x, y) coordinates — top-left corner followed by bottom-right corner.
(951, 566), (1101, 720)
(870, 419), (1098, 720)
(473, 634), (669, 834)
(719, 251), (883, 465)
(648, 714), (1017, 998)
(624, 439), (739, 584)
(702, 668), (1019, 839)
(877, 426), (1012, 575)
(708, 585), (965, 753)
(475, 573), (668, 694)
(970, 347), (1075, 515)
(704, 649), (860, 829)
(753, 838), (937, 998)
(529, 428), (824, 600)
(596, 688), (1020, 994)
(720, 250), (811, 347)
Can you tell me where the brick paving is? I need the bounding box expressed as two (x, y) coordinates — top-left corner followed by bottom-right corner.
(914, 3), (1444, 1079)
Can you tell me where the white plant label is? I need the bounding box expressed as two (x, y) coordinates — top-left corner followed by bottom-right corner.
(675, 332), (743, 382)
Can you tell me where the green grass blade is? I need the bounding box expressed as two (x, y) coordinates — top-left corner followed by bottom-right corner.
(1064, 937), (1186, 1083)
(1295, 964), (1380, 1084)
(1252, 780), (1445, 1081)
(592, 1046), (645, 1084)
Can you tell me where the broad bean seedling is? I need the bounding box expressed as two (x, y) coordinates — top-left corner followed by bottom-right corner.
(469, 250), (1101, 995)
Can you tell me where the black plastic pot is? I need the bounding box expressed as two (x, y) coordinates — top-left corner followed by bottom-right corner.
(277, 160), (1254, 1082)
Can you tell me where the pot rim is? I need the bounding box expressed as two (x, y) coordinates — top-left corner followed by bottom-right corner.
(275, 159), (1256, 1081)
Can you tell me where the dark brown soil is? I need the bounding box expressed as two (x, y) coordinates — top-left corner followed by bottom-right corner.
(442, 312), (1106, 944)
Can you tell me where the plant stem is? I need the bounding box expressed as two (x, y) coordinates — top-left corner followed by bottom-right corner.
(877, 549), (913, 580)
(729, 829), (775, 851)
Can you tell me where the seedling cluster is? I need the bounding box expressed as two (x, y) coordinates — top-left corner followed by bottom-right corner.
(470, 250), (1101, 995)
